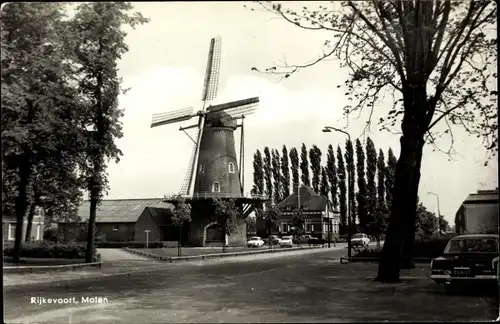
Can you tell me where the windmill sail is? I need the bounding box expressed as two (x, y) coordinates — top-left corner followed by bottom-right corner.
(201, 37), (221, 101)
(179, 128), (201, 195)
(151, 107), (194, 128)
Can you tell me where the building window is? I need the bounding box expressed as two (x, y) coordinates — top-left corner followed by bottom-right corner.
(113, 224), (119, 231)
(281, 223), (289, 233)
(36, 224), (41, 240)
(212, 182), (220, 192)
(199, 164), (205, 173)
(8, 223), (16, 240)
(311, 224), (315, 232)
(228, 162), (235, 173)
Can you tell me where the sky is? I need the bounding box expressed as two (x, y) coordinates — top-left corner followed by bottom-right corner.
(103, 2), (498, 226)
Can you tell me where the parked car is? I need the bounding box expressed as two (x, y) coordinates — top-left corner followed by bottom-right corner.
(297, 235), (316, 244)
(280, 236), (293, 248)
(351, 233), (370, 247)
(265, 235), (282, 246)
(431, 234), (499, 291)
(247, 236), (265, 248)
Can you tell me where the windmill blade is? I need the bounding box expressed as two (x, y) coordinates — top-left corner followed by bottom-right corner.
(150, 107), (195, 128)
(207, 97), (259, 113)
(201, 37), (222, 102)
(220, 105), (259, 122)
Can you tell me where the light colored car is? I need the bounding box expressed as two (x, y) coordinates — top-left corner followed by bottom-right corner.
(352, 233), (370, 247)
(247, 236), (264, 248)
(298, 235), (316, 244)
(280, 235), (293, 248)
(268, 235), (282, 245)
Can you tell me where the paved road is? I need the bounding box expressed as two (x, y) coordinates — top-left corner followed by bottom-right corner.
(4, 246), (497, 323)
(97, 248), (151, 261)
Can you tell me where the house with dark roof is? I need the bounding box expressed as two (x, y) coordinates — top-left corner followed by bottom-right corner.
(455, 188), (499, 234)
(256, 186), (340, 239)
(58, 198), (177, 242)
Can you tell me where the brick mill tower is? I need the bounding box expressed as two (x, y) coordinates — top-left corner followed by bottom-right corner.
(150, 37), (267, 246)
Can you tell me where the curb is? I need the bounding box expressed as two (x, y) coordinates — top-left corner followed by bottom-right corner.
(3, 258), (102, 274)
(124, 245), (325, 263)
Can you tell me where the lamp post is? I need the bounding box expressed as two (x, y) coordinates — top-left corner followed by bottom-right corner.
(322, 126), (352, 258)
(428, 192), (441, 234)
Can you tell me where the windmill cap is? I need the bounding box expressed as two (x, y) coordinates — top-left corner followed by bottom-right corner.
(206, 111), (237, 128)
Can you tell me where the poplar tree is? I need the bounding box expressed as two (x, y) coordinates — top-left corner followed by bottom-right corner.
(309, 145), (322, 193)
(326, 145), (338, 210)
(300, 143), (310, 187)
(281, 145), (290, 197)
(336, 145), (347, 234)
(289, 147), (300, 192)
(355, 139), (367, 233)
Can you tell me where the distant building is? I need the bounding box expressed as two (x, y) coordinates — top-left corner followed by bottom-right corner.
(455, 188), (499, 234)
(256, 186), (340, 239)
(2, 206), (45, 242)
(58, 198), (177, 242)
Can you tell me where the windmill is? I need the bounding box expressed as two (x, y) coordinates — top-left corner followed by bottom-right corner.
(151, 37), (267, 246)
(151, 37), (259, 197)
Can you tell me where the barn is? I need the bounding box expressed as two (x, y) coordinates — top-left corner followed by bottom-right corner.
(58, 198), (179, 243)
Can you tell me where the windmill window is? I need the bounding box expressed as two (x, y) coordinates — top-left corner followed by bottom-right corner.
(212, 182), (220, 193)
(113, 224), (119, 231)
(228, 162), (235, 174)
(199, 164), (205, 173)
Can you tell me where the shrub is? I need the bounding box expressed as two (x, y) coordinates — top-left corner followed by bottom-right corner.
(94, 241), (167, 248)
(3, 241), (93, 259)
(353, 234), (458, 258)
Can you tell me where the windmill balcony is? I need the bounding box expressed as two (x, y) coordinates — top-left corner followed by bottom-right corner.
(163, 192), (268, 201)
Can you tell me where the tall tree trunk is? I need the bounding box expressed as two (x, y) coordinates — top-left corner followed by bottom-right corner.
(85, 187), (99, 263)
(374, 80), (428, 282)
(13, 161), (31, 262)
(374, 132), (422, 282)
(25, 202), (37, 242)
(178, 225), (182, 257)
(400, 140), (424, 269)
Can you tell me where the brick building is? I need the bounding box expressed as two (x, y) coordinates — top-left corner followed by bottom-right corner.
(58, 198), (177, 242)
(256, 186), (340, 239)
(455, 188), (499, 234)
(2, 206), (45, 242)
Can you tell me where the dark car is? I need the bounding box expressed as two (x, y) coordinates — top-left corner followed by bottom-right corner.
(430, 234), (499, 291)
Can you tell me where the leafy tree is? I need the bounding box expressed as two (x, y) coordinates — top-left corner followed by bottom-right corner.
(245, 215), (257, 234)
(385, 148), (398, 213)
(415, 202), (438, 235)
(326, 145), (338, 210)
(300, 143), (310, 187)
(71, 2), (149, 263)
(262, 205), (281, 236)
(309, 145), (322, 193)
(212, 198), (240, 252)
(252, 149), (265, 195)
(355, 139), (367, 233)
(336, 145), (347, 234)
(271, 149), (282, 204)
(289, 147), (300, 192)
(263, 147), (273, 205)
(439, 217), (450, 233)
(25, 157), (82, 241)
(281, 145), (291, 197)
(252, 1), (497, 282)
(291, 207), (305, 236)
(170, 195), (192, 257)
(320, 167), (329, 198)
(365, 137), (378, 234)
(1, 3), (86, 261)
(345, 139), (356, 233)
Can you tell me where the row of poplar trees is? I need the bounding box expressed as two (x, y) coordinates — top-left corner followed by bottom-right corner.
(1, 3), (149, 262)
(251, 139), (398, 240)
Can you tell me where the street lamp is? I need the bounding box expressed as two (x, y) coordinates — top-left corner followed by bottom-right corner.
(322, 126), (353, 258)
(428, 192), (441, 234)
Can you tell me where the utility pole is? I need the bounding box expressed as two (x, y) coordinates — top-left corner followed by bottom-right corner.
(428, 192), (441, 234)
(322, 126), (352, 258)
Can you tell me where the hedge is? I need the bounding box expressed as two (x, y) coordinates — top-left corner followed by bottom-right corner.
(94, 241), (167, 248)
(3, 241), (94, 259)
(354, 234), (458, 258)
